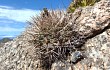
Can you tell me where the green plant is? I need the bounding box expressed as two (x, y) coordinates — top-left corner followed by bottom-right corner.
(67, 0), (100, 13)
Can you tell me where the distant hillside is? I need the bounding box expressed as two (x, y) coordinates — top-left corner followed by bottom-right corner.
(0, 38), (12, 47)
(0, 38), (12, 43)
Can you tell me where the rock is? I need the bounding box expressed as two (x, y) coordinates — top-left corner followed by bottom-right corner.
(70, 51), (84, 64)
(0, 0), (109, 70)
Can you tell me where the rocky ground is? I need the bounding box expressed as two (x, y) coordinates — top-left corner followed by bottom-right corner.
(0, 0), (109, 70)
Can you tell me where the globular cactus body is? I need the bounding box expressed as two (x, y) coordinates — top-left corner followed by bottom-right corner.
(27, 9), (86, 70)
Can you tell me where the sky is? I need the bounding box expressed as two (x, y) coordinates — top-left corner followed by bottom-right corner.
(0, 0), (71, 38)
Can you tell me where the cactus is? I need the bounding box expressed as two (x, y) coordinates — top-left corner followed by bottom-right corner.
(27, 9), (86, 70)
(27, 0), (101, 69)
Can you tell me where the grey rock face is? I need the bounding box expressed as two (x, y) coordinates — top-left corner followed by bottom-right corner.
(70, 51), (84, 64)
(51, 0), (110, 70)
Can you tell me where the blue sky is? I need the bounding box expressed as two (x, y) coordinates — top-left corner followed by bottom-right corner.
(0, 0), (71, 38)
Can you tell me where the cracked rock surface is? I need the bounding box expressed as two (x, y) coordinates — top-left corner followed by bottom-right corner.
(51, 0), (110, 70)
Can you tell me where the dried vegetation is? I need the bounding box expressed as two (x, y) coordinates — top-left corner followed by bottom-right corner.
(27, 9), (86, 69)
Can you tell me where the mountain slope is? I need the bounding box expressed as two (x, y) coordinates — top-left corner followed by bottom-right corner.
(0, 0), (109, 70)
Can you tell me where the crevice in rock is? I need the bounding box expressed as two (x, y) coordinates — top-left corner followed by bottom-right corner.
(70, 20), (110, 65)
(86, 20), (110, 39)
